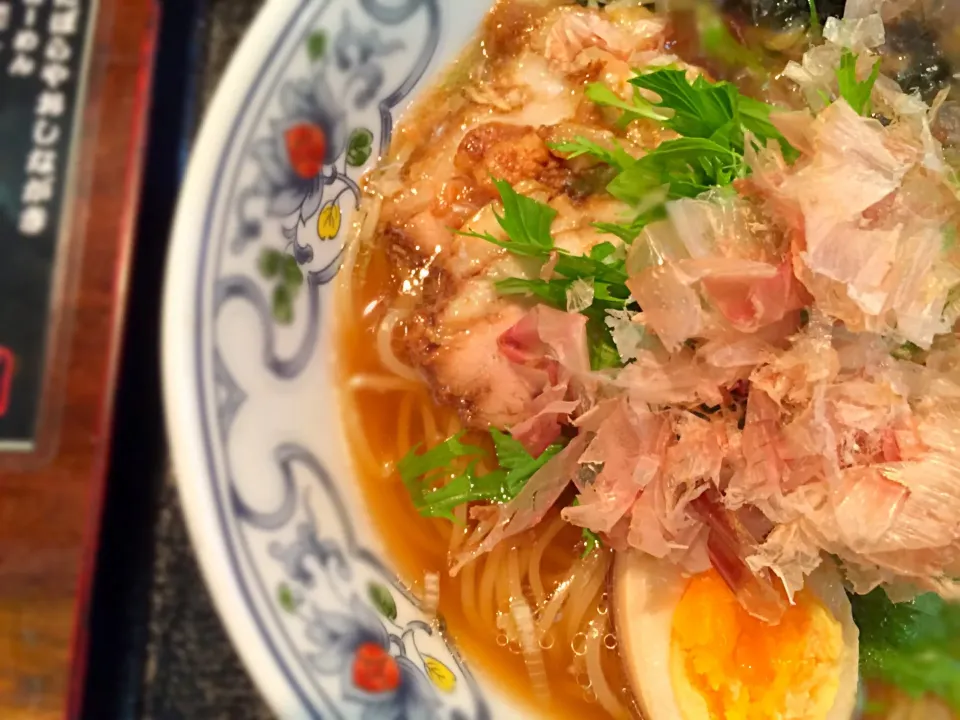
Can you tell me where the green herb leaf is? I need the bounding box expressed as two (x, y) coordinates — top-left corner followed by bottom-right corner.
(571, 498), (604, 556)
(474, 180), (630, 281)
(587, 316), (623, 371)
(589, 242), (617, 261)
(581, 527), (603, 556)
(398, 430), (565, 521)
(608, 137), (743, 204)
(808, 0), (821, 35)
(591, 281), (631, 306)
(555, 252), (629, 286)
(463, 180), (560, 258)
(492, 427), (565, 496)
(584, 82), (668, 127)
(496, 277), (570, 307)
(585, 71), (796, 206)
(490, 427), (538, 472)
(739, 96), (800, 161)
(592, 222), (642, 243)
(506, 443), (564, 496)
(836, 50), (881, 116)
(594, 204), (668, 243)
(629, 68), (794, 157)
(549, 136), (635, 172)
(493, 178), (558, 250)
(398, 433), (485, 503)
(631, 69), (740, 142)
(476, 180), (636, 321)
(851, 588), (960, 710)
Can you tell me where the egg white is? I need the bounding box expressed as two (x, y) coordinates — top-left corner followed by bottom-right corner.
(613, 552), (860, 720)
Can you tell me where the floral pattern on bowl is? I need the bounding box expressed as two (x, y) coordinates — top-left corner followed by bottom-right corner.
(163, 0), (500, 717)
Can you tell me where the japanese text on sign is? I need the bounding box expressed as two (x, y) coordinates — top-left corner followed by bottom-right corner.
(6, 0), (83, 237)
(0, 0), (93, 448)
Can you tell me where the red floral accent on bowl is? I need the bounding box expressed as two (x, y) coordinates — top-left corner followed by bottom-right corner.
(284, 122), (328, 180)
(352, 641), (402, 694)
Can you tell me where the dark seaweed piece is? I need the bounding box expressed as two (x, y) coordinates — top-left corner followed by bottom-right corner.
(884, 18), (952, 102)
(717, 0), (844, 30)
(897, 57), (952, 101)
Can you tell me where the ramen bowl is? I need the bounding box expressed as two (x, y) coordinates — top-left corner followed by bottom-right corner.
(162, 0), (960, 716)
(162, 0), (501, 717)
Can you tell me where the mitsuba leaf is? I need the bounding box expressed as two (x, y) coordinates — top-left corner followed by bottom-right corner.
(549, 136), (635, 173)
(584, 82), (668, 127)
(399, 430), (565, 521)
(626, 68), (795, 158)
(631, 69), (740, 141)
(458, 179), (559, 258)
(836, 50), (881, 116)
(594, 204), (668, 243)
(607, 137), (743, 204)
(570, 498), (605, 556)
(493, 178), (557, 251)
(587, 316), (623, 371)
(496, 277), (569, 308)
(851, 588), (960, 710)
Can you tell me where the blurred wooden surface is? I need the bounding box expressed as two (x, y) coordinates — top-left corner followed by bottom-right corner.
(0, 1), (156, 718)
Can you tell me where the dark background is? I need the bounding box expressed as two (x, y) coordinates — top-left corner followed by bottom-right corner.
(80, 1), (273, 718)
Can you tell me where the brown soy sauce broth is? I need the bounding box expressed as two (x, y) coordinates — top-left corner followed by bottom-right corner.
(337, 1), (959, 718)
(339, 182), (634, 719)
(338, 252), (630, 717)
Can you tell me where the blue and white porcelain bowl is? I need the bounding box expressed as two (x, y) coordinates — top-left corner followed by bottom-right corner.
(161, 1), (503, 717)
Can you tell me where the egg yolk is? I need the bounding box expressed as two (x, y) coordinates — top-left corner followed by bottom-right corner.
(670, 569), (843, 720)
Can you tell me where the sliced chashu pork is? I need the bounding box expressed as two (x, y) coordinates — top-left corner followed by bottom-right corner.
(374, 4), (673, 429)
(399, 189), (631, 429)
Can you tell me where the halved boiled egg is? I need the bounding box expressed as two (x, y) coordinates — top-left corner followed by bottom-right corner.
(614, 552), (859, 720)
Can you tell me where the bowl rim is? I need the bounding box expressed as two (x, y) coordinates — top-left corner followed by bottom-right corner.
(161, 1), (323, 717)
(162, 1), (503, 716)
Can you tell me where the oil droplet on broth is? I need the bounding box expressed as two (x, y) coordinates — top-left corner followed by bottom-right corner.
(571, 632), (588, 656)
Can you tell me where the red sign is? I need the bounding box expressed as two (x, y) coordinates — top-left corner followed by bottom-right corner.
(0, 347), (13, 418)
